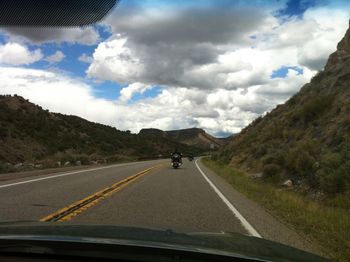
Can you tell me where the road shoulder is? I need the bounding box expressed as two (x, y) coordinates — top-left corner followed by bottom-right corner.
(0, 160), (164, 185)
(196, 157), (324, 256)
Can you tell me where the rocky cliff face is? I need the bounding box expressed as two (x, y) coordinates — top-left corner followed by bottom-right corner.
(217, 21), (350, 194)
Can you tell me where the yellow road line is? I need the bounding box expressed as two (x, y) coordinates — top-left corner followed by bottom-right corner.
(40, 163), (165, 222)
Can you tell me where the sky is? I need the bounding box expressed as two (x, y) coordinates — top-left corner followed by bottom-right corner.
(0, 0), (349, 137)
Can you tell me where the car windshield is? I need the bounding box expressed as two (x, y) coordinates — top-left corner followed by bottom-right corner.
(0, 0), (349, 261)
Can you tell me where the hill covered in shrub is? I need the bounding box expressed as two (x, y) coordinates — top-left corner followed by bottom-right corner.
(0, 95), (208, 173)
(216, 22), (350, 195)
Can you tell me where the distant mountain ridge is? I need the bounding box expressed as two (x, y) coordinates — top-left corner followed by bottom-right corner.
(0, 95), (207, 172)
(139, 127), (227, 150)
(217, 21), (350, 195)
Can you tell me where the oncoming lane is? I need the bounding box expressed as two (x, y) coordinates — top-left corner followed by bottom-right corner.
(0, 160), (166, 222)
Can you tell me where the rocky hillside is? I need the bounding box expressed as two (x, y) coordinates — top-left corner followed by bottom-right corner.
(139, 127), (226, 150)
(217, 22), (350, 195)
(0, 95), (202, 173)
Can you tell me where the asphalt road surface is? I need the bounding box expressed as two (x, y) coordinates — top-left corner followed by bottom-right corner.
(0, 158), (322, 255)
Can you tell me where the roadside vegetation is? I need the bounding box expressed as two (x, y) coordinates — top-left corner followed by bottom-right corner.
(205, 28), (350, 262)
(218, 92), (350, 196)
(202, 158), (350, 262)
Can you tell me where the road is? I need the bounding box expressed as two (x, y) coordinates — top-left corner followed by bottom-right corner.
(0, 158), (321, 255)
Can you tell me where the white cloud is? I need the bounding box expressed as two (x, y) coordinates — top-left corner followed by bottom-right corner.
(0, 42), (42, 65)
(119, 82), (152, 103)
(0, 66), (119, 127)
(87, 2), (282, 88)
(0, 61), (333, 137)
(82, 3), (349, 135)
(279, 9), (348, 68)
(87, 37), (144, 84)
(265, 7), (350, 70)
(1, 2), (350, 136)
(88, 4), (349, 89)
(256, 68), (315, 96)
(0, 66), (259, 135)
(78, 53), (93, 63)
(45, 51), (65, 63)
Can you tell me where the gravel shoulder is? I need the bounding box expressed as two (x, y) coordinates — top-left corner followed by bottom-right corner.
(197, 158), (325, 257)
(0, 159), (163, 183)
(0, 165), (98, 182)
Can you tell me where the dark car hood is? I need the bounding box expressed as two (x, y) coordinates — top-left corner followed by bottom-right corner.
(0, 222), (328, 262)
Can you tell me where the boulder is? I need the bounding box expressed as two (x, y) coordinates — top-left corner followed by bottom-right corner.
(251, 173), (263, 179)
(14, 163), (23, 168)
(282, 179), (293, 187)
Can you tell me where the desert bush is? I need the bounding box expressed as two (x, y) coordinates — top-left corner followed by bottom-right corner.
(295, 150), (315, 177)
(294, 95), (334, 123)
(319, 168), (347, 194)
(0, 162), (14, 173)
(217, 149), (233, 164)
(321, 153), (342, 169)
(0, 126), (8, 138)
(75, 154), (90, 165)
(263, 150), (286, 166)
(254, 145), (267, 158)
(284, 143), (316, 177)
(317, 150), (350, 194)
(263, 163), (281, 178)
(210, 153), (219, 161)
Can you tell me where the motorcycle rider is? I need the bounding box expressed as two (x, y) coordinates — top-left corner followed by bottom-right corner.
(171, 148), (183, 165)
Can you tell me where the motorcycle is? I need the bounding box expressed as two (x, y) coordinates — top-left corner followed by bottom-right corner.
(171, 153), (181, 169)
(188, 155), (194, 161)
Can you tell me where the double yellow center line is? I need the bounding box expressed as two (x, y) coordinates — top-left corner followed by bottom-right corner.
(40, 164), (163, 222)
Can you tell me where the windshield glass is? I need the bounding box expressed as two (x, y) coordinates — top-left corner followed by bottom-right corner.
(0, 0), (349, 261)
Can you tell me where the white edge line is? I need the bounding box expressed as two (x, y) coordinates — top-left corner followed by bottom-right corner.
(195, 159), (261, 238)
(0, 160), (159, 189)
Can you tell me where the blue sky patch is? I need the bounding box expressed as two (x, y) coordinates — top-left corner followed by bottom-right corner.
(130, 86), (163, 103)
(271, 66), (303, 78)
(93, 81), (124, 100)
(51, 43), (96, 76)
(0, 34), (8, 44)
(278, 0), (316, 17)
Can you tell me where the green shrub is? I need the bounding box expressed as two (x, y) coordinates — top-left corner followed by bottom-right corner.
(0, 162), (14, 173)
(262, 150), (286, 166)
(0, 126), (8, 138)
(319, 169), (347, 194)
(295, 150), (315, 177)
(321, 153), (342, 169)
(284, 144), (316, 177)
(76, 155), (90, 165)
(263, 163), (281, 177)
(254, 145), (267, 158)
(217, 149), (232, 164)
(295, 95), (334, 123)
(318, 152), (350, 194)
(210, 153), (219, 161)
